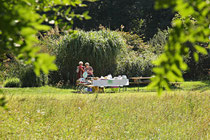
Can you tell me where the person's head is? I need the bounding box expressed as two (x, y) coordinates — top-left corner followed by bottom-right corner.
(79, 61), (83, 65)
(85, 62), (89, 67)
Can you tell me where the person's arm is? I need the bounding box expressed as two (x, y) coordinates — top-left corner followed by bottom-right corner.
(81, 66), (85, 72)
(89, 66), (93, 75)
(91, 66), (93, 73)
(79, 66), (85, 72)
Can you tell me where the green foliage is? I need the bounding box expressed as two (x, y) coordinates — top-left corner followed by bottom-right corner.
(0, 0), (95, 107)
(41, 29), (158, 84)
(0, 0), (56, 76)
(20, 65), (48, 87)
(115, 31), (162, 77)
(148, 29), (169, 55)
(0, 85), (209, 139)
(3, 78), (21, 88)
(0, 0), (95, 76)
(1, 61), (48, 87)
(150, 0), (210, 94)
(115, 48), (158, 77)
(119, 31), (148, 52)
(111, 30), (174, 78)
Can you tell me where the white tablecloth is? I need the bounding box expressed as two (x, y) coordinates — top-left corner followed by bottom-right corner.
(93, 79), (129, 87)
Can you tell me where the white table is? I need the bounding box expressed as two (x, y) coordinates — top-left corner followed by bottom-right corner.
(92, 79), (129, 87)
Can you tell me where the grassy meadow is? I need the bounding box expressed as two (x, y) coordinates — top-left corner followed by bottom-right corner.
(0, 81), (209, 139)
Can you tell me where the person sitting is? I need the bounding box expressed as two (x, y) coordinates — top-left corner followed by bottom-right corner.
(76, 61), (85, 79)
(85, 62), (94, 77)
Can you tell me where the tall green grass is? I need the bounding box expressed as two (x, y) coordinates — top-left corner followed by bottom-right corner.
(0, 85), (209, 139)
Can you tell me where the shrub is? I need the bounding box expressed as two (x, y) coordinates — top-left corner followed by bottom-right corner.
(118, 31), (148, 52)
(3, 78), (21, 87)
(148, 28), (169, 55)
(2, 60), (48, 87)
(20, 65), (48, 87)
(115, 50), (158, 77)
(115, 31), (158, 77)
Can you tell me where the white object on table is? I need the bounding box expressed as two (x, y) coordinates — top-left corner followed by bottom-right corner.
(92, 79), (129, 87)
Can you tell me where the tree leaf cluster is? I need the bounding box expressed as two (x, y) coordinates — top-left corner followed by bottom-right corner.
(150, 0), (210, 94)
(0, 0), (95, 76)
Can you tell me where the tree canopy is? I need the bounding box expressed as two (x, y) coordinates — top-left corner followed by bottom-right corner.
(72, 0), (174, 40)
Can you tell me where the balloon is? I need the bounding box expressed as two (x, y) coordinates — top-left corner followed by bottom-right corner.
(83, 72), (88, 78)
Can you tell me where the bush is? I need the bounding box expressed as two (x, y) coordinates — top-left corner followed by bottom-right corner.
(20, 65), (48, 87)
(2, 60), (48, 87)
(148, 28), (169, 55)
(118, 31), (148, 52)
(3, 78), (21, 87)
(115, 31), (159, 77)
(115, 50), (158, 77)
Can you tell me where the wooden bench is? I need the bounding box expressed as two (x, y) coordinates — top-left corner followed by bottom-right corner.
(129, 77), (151, 84)
(129, 77), (152, 91)
(205, 68), (210, 76)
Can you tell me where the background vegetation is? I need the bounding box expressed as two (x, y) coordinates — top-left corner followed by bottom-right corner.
(1, 26), (208, 86)
(38, 29), (161, 85)
(0, 61), (47, 87)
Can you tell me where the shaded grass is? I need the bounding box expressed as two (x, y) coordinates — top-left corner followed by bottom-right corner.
(180, 81), (210, 91)
(0, 82), (210, 139)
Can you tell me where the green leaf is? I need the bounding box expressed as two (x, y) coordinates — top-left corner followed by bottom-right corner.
(193, 52), (199, 62)
(198, 1), (207, 10)
(82, 11), (91, 20)
(195, 45), (208, 55)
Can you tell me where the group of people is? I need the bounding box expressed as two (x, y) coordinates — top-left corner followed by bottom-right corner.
(76, 61), (94, 79)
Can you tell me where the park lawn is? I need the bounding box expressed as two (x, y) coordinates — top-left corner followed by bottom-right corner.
(0, 82), (209, 139)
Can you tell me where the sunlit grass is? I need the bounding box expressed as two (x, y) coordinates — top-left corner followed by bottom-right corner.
(0, 82), (209, 139)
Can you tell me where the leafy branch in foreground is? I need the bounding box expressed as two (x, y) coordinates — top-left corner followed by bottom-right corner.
(149, 0), (210, 94)
(0, 0), (94, 76)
